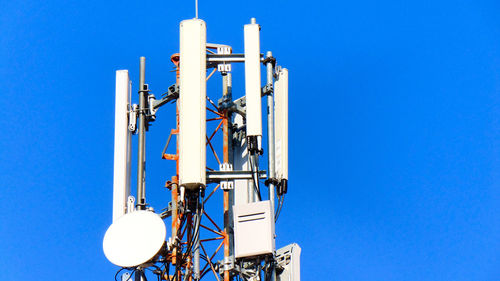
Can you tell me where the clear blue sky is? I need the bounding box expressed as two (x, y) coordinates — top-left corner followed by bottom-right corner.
(1, 1), (499, 280)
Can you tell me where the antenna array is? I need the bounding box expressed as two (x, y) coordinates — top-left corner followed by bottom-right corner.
(104, 18), (300, 281)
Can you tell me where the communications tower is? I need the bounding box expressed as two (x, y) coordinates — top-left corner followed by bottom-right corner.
(103, 17), (301, 281)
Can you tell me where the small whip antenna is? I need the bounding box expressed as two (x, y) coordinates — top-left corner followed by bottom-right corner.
(195, 0), (198, 18)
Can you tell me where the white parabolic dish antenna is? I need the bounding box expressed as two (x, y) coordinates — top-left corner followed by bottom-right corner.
(103, 210), (167, 267)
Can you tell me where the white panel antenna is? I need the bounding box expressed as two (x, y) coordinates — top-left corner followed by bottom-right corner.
(275, 68), (289, 193)
(244, 19), (263, 152)
(179, 19), (207, 190)
(276, 243), (301, 281)
(113, 70), (132, 222)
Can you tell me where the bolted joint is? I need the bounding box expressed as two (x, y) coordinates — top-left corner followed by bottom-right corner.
(217, 256), (235, 274)
(262, 83), (274, 96)
(138, 83), (150, 94)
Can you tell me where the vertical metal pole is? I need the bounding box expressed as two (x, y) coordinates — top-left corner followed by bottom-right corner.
(223, 72), (232, 281)
(223, 72), (235, 261)
(223, 73), (233, 162)
(137, 56), (146, 209)
(172, 55), (180, 267)
(223, 116), (231, 281)
(171, 176), (178, 266)
(194, 205), (200, 280)
(265, 51), (276, 212)
(265, 51), (277, 281)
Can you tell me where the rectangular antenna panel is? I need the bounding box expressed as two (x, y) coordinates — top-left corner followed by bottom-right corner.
(276, 243), (301, 281)
(274, 68), (289, 180)
(179, 19), (207, 189)
(244, 23), (262, 138)
(113, 70), (132, 222)
(233, 200), (275, 258)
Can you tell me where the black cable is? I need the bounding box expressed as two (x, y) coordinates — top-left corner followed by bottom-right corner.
(275, 194), (285, 222)
(181, 195), (202, 263)
(114, 268), (125, 281)
(185, 204), (202, 262)
(248, 154), (262, 200)
(173, 215), (188, 281)
(200, 253), (208, 262)
(176, 189), (205, 280)
(145, 267), (161, 281)
(115, 268), (136, 281)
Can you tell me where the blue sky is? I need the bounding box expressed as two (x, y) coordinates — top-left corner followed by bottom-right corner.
(1, 1), (499, 280)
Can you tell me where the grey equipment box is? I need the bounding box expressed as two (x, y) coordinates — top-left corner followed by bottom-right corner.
(276, 243), (301, 281)
(233, 200), (275, 258)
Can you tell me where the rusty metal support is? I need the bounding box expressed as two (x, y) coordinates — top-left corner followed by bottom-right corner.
(222, 70), (234, 281)
(207, 117), (224, 122)
(203, 184), (220, 204)
(207, 136), (222, 165)
(172, 176), (179, 265)
(201, 243), (221, 281)
(202, 209), (222, 232)
(208, 120), (224, 142)
(200, 224), (225, 236)
(207, 107), (225, 118)
(200, 240), (225, 278)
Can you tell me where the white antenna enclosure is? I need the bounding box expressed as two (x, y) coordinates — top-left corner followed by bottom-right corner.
(179, 19), (207, 189)
(113, 70), (132, 222)
(274, 68), (288, 181)
(244, 20), (262, 142)
(103, 210), (167, 267)
(276, 243), (301, 281)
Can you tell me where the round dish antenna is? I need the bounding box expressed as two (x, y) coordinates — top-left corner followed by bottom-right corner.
(103, 210), (167, 268)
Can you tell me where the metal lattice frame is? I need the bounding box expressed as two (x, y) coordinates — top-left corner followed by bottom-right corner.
(159, 53), (232, 281)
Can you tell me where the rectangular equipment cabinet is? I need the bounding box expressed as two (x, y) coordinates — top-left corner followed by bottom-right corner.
(233, 200), (275, 258)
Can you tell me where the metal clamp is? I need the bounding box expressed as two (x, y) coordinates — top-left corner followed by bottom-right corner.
(218, 63), (232, 73)
(224, 255), (235, 271)
(128, 104), (138, 132)
(262, 83), (273, 96)
(262, 55), (276, 67)
(219, 163), (234, 190)
(127, 196), (135, 213)
(218, 255), (235, 274)
(217, 46), (232, 55)
(148, 94), (157, 120)
(264, 177), (279, 187)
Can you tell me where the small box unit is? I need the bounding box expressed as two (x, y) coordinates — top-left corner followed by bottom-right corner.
(233, 200), (275, 258)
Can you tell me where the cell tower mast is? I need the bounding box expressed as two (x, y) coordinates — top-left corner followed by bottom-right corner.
(103, 17), (300, 281)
